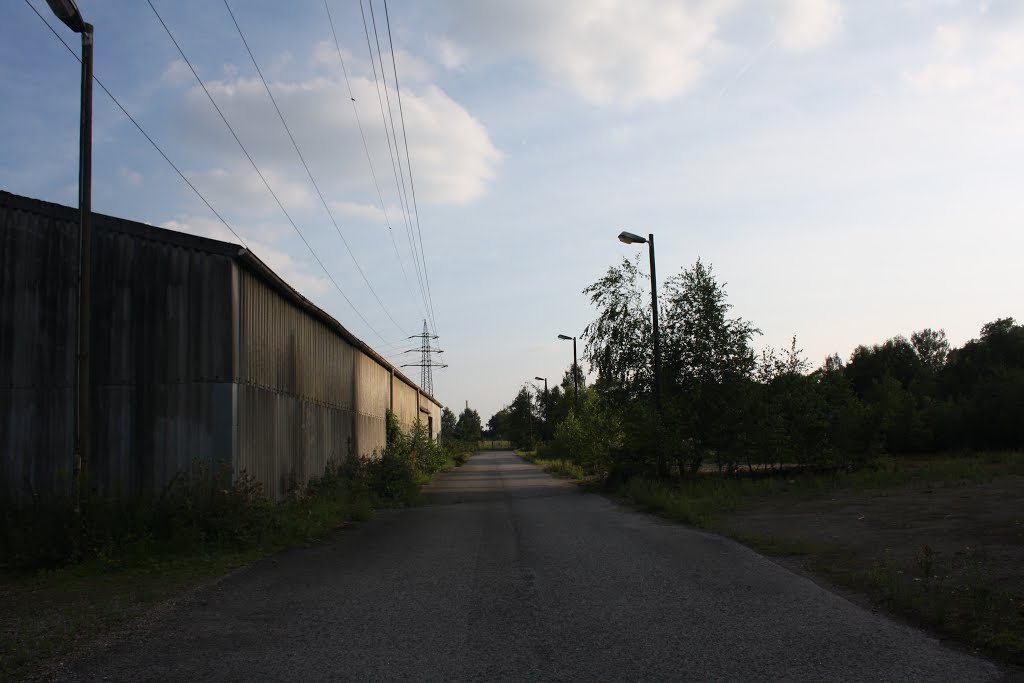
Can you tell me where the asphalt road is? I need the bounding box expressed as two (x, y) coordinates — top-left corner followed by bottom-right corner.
(60, 451), (1002, 682)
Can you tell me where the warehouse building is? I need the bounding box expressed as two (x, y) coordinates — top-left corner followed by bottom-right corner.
(0, 190), (441, 504)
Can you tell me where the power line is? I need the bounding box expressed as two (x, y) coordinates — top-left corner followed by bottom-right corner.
(223, 0), (408, 338)
(366, 1), (436, 334)
(146, 0), (392, 346)
(28, 0), (407, 357)
(323, 0), (425, 325)
(382, 0), (439, 338)
(357, 0), (433, 333)
(25, 0), (249, 250)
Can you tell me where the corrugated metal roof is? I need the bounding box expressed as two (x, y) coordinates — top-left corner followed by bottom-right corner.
(0, 190), (442, 408)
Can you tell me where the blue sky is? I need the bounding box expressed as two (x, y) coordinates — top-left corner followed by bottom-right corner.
(3, 0), (1022, 420)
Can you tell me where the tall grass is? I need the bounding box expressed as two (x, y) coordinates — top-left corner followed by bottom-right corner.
(1, 412), (470, 573)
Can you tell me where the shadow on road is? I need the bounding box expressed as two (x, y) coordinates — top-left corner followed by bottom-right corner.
(423, 451), (576, 505)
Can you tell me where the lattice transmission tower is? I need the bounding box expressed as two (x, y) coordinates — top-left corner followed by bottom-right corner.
(401, 319), (446, 395)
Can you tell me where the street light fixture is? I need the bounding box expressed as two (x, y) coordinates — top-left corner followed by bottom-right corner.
(46, 0), (93, 509)
(557, 334), (579, 407)
(618, 231), (662, 413)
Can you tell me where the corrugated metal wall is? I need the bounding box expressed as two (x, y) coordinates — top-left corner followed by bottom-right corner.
(1, 191), (445, 503)
(354, 351), (388, 459)
(391, 376), (419, 434)
(91, 228), (234, 495)
(1, 200), (76, 502)
(1, 193), (234, 503)
(235, 269), (358, 497)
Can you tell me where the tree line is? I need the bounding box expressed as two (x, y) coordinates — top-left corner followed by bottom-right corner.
(485, 256), (1023, 480)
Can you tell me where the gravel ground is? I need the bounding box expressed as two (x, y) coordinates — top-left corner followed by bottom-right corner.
(55, 451), (1003, 681)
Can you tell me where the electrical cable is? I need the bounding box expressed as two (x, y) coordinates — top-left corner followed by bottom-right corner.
(223, 0), (408, 337)
(146, 0), (393, 346)
(366, 0), (436, 335)
(357, 0), (433, 331)
(24, 0), (250, 250)
(323, 0), (426, 325)
(382, 0), (439, 338)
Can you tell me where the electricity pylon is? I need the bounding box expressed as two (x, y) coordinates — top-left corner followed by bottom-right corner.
(401, 319), (446, 395)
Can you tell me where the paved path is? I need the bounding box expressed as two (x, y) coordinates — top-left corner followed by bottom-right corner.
(62, 451), (1001, 681)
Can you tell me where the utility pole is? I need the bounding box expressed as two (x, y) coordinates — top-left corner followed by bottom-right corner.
(46, 0), (93, 511)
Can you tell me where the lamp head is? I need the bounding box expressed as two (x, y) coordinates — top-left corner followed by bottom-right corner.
(557, 334), (573, 341)
(618, 230), (647, 245)
(45, 0), (87, 32)
(534, 377), (545, 382)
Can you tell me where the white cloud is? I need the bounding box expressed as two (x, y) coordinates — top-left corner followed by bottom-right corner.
(119, 167), (143, 186)
(187, 165), (315, 216)
(437, 0), (843, 106)
(903, 13), (1024, 94)
(905, 62), (975, 90)
(172, 66), (500, 205)
(393, 50), (432, 83)
(934, 24), (966, 53)
(436, 39), (467, 70)
(440, 0), (734, 106)
(768, 0), (844, 52)
(329, 200), (406, 224)
(161, 59), (192, 83)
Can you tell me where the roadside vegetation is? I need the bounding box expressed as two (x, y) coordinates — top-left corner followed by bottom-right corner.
(1, 410), (474, 681)
(500, 254), (1024, 664)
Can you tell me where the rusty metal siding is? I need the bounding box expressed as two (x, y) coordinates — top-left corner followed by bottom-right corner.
(235, 385), (354, 499)
(235, 269), (359, 494)
(1, 192), (234, 502)
(2, 191), (445, 503)
(237, 270), (354, 409)
(392, 376), (419, 433)
(354, 351), (388, 458)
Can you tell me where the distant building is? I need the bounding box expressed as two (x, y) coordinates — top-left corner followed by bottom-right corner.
(0, 190), (440, 503)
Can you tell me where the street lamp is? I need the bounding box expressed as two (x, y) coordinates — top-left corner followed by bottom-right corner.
(46, 0), (93, 508)
(618, 231), (662, 413)
(557, 334), (579, 407)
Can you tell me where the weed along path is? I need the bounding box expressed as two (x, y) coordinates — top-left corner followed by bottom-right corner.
(58, 452), (1001, 681)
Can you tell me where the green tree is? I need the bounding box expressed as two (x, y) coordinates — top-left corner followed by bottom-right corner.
(553, 388), (624, 476)
(508, 387), (540, 450)
(582, 256), (653, 402)
(486, 407), (511, 440)
(440, 407), (457, 439)
(911, 328), (950, 374)
(454, 407), (482, 442)
(661, 259), (760, 389)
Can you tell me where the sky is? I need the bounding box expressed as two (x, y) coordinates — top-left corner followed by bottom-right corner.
(2, 0), (1022, 421)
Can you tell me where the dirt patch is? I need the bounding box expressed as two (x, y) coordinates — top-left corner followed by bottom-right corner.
(717, 474), (1024, 667)
(720, 475), (1024, 595)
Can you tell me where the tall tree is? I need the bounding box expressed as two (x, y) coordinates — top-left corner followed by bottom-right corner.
(454, 407), (482, 442)
(911, 328), (950, 373)
(440, 407), (457, 439)
(582, 256), (652, 400)
(660, 259), (760, 389)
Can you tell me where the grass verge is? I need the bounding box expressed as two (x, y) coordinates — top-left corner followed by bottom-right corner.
(2, 434), (466, 681)
(516, 449), (588, 480)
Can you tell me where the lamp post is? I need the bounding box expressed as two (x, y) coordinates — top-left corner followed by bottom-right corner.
(618, 231), (661, 414)
(46, 0), (93, 509)
(557, 334), (578, 407)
